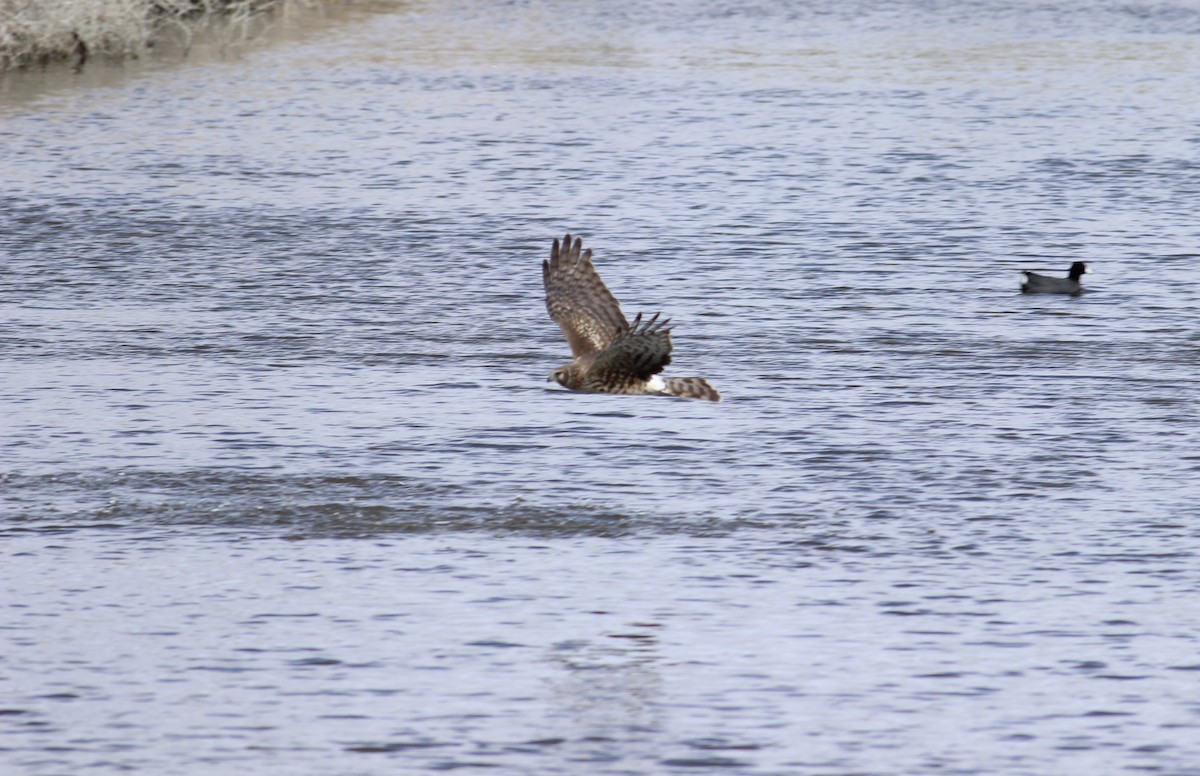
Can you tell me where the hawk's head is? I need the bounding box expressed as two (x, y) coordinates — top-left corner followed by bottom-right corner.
(548, 362), (584, 390)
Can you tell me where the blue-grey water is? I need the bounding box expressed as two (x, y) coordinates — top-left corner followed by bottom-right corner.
(3, 1), (1200, 773)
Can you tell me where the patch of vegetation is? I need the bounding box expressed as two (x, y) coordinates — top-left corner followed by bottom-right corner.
(0, 0), (312, 71)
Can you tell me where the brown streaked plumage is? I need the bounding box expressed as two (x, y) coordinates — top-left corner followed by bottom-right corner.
(542, 234), (721, 402)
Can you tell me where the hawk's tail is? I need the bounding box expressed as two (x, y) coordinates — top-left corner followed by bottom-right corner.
(662, 377), (721, 402)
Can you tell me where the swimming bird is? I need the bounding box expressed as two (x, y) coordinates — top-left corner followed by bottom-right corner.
(1020, 262), (1090, 295)
(543, 234), (721, 401)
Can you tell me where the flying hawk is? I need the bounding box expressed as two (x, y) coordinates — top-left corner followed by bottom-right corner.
(542, 234), (720, 402)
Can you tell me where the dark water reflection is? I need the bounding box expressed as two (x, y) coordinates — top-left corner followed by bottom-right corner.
(3, 0), (1200, 773)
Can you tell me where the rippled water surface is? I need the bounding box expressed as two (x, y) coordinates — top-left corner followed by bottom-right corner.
(3, 1), (1200, 773)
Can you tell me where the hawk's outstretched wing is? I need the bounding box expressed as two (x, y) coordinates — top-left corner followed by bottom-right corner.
(584, 313), (673, 392)
(543, 234), (628, 357)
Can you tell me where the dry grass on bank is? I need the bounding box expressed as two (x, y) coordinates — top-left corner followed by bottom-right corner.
(0, 0), (312, 70)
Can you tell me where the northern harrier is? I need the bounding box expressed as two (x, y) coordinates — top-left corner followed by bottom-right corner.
(1021, 262), (1090, 295)
(542, 234), (721, 402)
